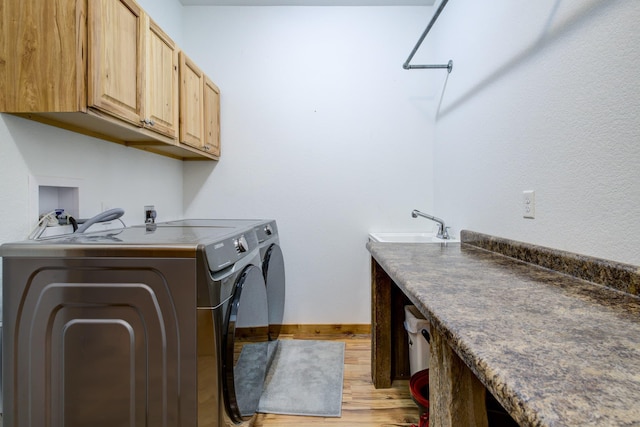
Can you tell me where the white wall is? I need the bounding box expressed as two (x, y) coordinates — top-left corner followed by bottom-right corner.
(139, 0), (185, 46)
(0, 0), (186, 315)
(8, 0), (633, 328)
(182, 6), (439, 324)
(432, 0), (640, 266)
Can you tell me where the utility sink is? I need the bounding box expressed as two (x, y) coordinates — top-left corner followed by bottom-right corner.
(368, 232), (460, 243)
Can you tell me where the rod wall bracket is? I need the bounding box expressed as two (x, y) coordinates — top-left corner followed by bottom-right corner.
(403, 0), (453, 73)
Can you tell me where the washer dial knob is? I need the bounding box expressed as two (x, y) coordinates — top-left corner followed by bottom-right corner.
(234, 235), (248, 253)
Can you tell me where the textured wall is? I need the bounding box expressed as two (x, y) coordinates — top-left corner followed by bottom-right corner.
(0, 0), (187, 319)
(432, 0), (640, 265)
(182, 6), (438, 324)
(139, 0), (184, 46)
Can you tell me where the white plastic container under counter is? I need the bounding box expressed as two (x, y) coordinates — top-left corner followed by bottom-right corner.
(404, 305), (431, 375)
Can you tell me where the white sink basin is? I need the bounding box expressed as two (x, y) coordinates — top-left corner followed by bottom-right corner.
(368, 232), (459, 243)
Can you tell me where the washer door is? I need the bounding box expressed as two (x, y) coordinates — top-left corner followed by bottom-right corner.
(223, 265), (269, 422)
(263, 244), (285, 341)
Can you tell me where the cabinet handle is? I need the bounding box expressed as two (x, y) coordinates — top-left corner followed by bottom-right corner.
(140, 119), (155, 126)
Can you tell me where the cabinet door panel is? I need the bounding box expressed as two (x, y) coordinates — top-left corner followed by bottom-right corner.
(88, 0), (143, 126)
(204, 77), (221, 158)
(145, 16), (178, 139)
(179, 52), (205, 149)
(1, 0), (85, 112)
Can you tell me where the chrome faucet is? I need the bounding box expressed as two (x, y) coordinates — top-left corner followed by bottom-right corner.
(411, 209), (450, 239)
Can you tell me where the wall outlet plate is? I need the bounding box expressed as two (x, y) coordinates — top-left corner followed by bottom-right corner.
(523, 190), (535, 219)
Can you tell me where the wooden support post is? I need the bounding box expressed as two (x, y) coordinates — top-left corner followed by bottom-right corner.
(371, 258), (393, 388)
(429, 323), (488, 427)
(371, 257), (417, 388)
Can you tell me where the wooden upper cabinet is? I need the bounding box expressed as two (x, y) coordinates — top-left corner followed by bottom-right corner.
(144, 17), (179, 139)
(204, 77), (221, 158)
(88, 0), (143, 127)
(88, 1), (179, 139)
(179, 52), (221, 159)
(179, 52), (205, 150)
(0, 0), (216, 160)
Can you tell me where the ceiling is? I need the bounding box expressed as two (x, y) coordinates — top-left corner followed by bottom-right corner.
(179, 0), (435, 5)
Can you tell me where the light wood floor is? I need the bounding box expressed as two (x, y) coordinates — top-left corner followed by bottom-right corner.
(253, 334), (420, 427)
(0, 335), (416, 427)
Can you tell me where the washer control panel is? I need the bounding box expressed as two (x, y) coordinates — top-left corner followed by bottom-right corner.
(204, 231), (258, 272)
(255, 220), (278, 243)
(234, 235), (248, 253)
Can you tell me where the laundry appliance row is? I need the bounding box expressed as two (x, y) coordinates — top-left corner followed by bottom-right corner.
(1, 218), (285, 427)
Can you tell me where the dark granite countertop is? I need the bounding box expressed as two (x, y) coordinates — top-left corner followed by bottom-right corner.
(367, 231), (640, 427)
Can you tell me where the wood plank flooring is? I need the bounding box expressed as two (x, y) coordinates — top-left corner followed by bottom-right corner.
(0, 335), (417, 427)
(252, 333), (421, 427)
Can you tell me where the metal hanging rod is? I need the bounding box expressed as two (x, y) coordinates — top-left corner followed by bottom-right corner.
(403, 0), (453, 73)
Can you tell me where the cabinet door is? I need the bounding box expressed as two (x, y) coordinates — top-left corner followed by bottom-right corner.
(1, 0), (86, 112)
(88, 0), (143, 127)
(179, 52), (205, 150)
(204, 77), (221, 158)
(144, 15), (179, 139)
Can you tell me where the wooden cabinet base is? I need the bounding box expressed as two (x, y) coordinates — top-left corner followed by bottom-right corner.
(14, 111), (218, 161)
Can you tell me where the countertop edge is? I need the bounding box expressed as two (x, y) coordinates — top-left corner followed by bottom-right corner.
(460, 230), (640, 297)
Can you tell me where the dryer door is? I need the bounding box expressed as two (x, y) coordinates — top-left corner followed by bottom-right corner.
(263, 243), (285, 341)
(222, 265), (269, 422)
